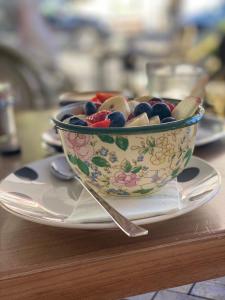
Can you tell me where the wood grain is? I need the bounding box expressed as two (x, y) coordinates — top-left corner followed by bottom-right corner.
(1, 111), (225, 299)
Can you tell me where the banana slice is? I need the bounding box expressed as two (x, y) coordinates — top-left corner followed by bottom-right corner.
(126, 113), (149, 127)
(75, 114), (86, 120)
(99, 95), (130, 118)
(172, 96), (201, 120)
(134, 95), (152, 102)
(128, 100), (139, 113)
(149, 116), (160, 125)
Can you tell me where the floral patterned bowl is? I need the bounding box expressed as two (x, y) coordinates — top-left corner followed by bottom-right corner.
(53, 99), (204, 197)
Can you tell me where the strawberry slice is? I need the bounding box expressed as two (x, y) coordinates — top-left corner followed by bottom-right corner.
(91, 119), (111, 128)
(86, 110), (110, 124)
(91, 96), (100, 102)
(96, 92), (116, 103)
(166, 102), (175, 112)
(91, 96), (101, 106)
(148, 98), (162, 106)
(127, 113), (134, 121)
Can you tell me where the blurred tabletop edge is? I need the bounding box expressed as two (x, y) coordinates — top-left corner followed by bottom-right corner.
(1, 110), (225, 300)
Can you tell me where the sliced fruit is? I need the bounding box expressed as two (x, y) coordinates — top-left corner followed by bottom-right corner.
(91, 96), (102, 106)
(91, 96), (100, 102)
(74, 114), (87, 120)
(96, 92), (119, 103)
(127, 113), (134, 121)
(148, 97), (163, 106)
(126, 113), (149, 127)
(149, 116), (160, 125)
(91, 119), (111, 128)
(128, 100), (139, 113)
(172, 96), (201, 120)
(166, 102), (175, 112)
(86, 110), (110, 124)
(99, 95), (130, 118)
(134, 95), (152, 102)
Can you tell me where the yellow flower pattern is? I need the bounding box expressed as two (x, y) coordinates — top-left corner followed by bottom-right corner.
(60, 124), (197, 196)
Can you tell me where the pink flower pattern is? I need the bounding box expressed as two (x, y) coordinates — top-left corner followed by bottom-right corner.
(64, 132), (93, 161)
(113, 172), (139, 187)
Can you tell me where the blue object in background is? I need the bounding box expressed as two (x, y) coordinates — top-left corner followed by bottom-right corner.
(182, 4), (225, 29)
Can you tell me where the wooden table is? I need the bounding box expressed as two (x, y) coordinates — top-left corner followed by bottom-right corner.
(1, 111), (225, 300)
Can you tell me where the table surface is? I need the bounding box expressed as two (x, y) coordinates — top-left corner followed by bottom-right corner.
(1, 110), (225, 300)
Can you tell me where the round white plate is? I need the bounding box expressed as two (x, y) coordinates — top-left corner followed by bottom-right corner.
(0, 155), (220, 229)
(196, 114), (225, 146)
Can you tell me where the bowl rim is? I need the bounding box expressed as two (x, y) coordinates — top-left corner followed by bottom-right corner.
(52, 98), (205, 135)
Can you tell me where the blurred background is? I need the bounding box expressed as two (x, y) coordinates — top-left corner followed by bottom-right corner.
(1, 0), (225, 110)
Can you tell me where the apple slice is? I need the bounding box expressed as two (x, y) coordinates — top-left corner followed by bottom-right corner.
(128, 100), (139, 113)
(126, 113), (149, 127)
(99, 96), (130, 118)
(149, 116), (160, 125)
(172, 96), (201, 120)
(74, 114), (86, 120)
(134, 95), (152, 102)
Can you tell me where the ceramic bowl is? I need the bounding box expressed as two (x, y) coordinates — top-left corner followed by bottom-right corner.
(53, 99), (204, 197)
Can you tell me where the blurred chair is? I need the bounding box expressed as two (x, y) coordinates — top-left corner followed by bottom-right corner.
(0, 43), (73, 110)
(0, 0), (73, 110)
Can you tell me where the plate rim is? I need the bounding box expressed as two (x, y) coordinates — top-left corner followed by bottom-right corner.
(42, 129), (62, 147)
(0, 156), (221, 230)
(196, 114), (225, 146)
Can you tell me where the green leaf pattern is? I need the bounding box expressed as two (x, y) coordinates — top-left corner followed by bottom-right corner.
(133, 188), (153, 194)
(98, 134), (114, 144)
(68, 154), (89, 176)
(184, 148), (193, 167)
(123, 160), (132, 173)
(115, 136), (129, 151)
(64, 125), (195, 196)
(77, 158), (90, 176)
(92, 156), (110, 167)
(131, 166), (142, 174)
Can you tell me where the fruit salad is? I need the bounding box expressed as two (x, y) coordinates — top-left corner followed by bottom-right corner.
(62, 92), (201, 128)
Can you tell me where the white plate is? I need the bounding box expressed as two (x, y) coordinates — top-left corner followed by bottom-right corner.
(0, 155), (220, 229)
(42, 128), (62, 148)
(196, 114), (225, 146)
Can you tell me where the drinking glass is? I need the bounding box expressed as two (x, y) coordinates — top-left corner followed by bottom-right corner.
(146, 63), (205, 99)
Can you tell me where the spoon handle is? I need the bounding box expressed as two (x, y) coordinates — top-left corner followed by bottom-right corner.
(76, 178), (148, 237)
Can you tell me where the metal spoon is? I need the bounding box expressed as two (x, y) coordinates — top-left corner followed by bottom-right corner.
(50, 156), (148, 237)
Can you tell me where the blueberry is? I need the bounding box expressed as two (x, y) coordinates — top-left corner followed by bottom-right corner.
(85, 102), (97, 116)
(107, 111), (126, 127)
(134, 102), (153, 118)
(161, 117), (176, 123)
(152, 103), (171, 120)
(60, 114), (73, 122)
(69, 117), (87, 126)
(68, 116), (79, 123)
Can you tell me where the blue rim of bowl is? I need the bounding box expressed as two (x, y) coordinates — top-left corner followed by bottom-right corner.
(52, 98), (205, 135)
